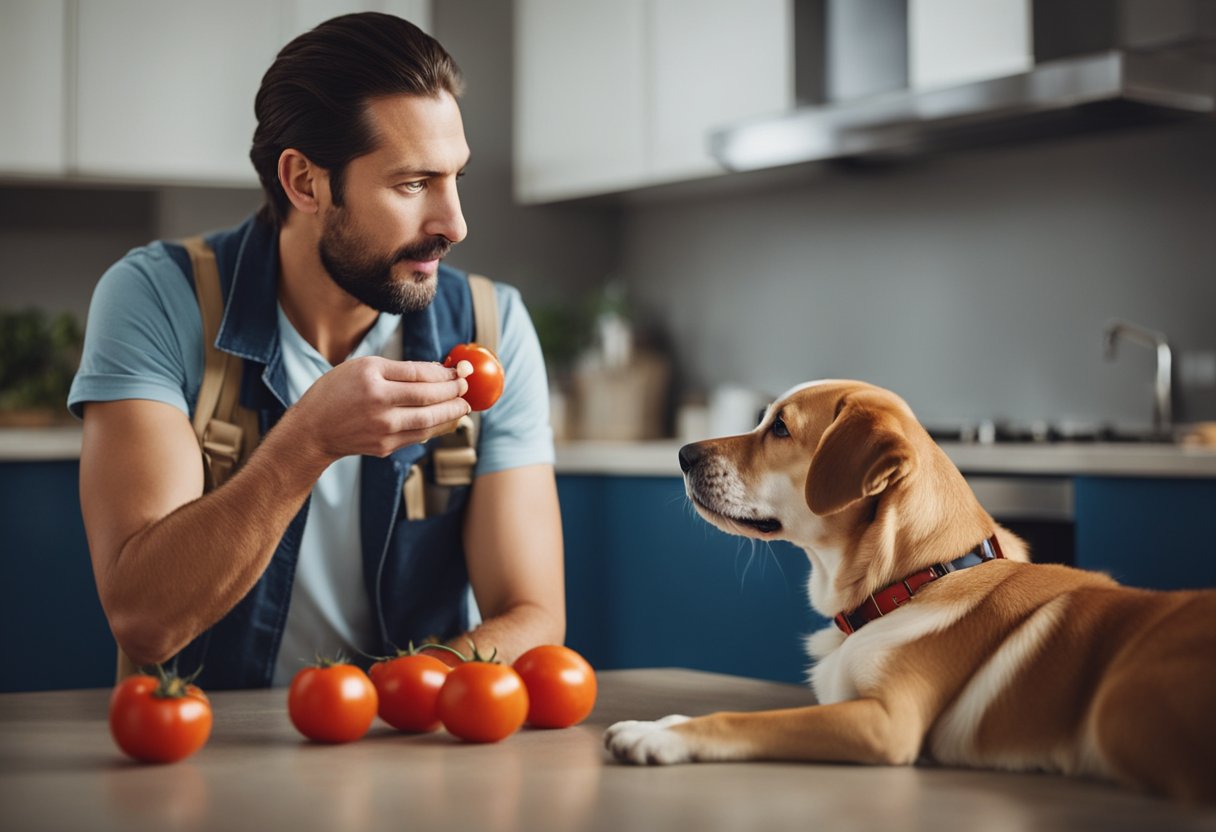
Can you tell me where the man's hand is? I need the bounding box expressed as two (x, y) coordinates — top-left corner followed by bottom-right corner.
(287, 356), (472, 465)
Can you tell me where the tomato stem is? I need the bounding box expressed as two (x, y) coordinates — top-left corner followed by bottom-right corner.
(461, 638), (500, 664)
(415, 642), (470, 662)
(147, 663), (203, 699)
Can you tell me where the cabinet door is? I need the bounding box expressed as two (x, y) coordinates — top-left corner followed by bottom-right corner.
(649, 0), (791, 183)
(73, 1), (431, 185)
(0, 0), (68, 175)
(286, 0), (430, 38)
(74, 1), (280, 184)
(559, 475), (822, 684)
(1075, 477), (1216, 590)
(514, 0), (648, 203)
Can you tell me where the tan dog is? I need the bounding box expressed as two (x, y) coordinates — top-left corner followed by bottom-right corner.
(604, 380), (1216, 803)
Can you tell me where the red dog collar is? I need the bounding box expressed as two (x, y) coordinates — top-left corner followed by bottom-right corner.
(833, 536), (1005, 635)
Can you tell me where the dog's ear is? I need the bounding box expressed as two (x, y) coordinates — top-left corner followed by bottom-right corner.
(805, 396), (915, 516)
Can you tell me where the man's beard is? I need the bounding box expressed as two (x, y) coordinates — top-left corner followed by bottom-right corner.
(318, 209), (452, 315)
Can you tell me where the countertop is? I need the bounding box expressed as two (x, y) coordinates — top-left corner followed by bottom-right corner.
(4, 427), (1216, 478)
(2, 668), (1212, 832)
(555, 438), (1216, 478)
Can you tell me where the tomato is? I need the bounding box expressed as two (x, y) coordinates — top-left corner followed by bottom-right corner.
(443, 342), (504, 411)
(513, 645), (598, 729)
(369, 653), (453, 733)
(287, 661), (378, 743)
(109, 670), (212, 763)
(436, 660), (528, 743)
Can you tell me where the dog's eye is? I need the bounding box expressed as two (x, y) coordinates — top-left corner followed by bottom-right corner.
(771, 415), (790, 438)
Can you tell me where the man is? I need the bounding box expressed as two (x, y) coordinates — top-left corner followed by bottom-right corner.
(68, 13), (564, 688)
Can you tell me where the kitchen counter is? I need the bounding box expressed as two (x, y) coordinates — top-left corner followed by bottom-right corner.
(2, 668), (1212, 832)
(556, 438), (1216, 478)
(4, 427), (1216, 478)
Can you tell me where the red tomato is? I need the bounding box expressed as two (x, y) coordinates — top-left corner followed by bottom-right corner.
(513, 645), (598, 729)
(369, 654), (452, 733)
(436, 661), (529, 743)
(443, 343), (504, 411)
(109, 671), (212, 763)
(287, 662), (378, 743)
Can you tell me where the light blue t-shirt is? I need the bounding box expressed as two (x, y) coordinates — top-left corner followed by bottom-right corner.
(69, 243), (555, 677)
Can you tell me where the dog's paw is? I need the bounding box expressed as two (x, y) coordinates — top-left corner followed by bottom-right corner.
(604, 714), (695, 765)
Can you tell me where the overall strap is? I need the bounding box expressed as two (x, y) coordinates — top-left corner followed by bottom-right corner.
(468, 273), (499, 352)
(182, 235), (259, 491)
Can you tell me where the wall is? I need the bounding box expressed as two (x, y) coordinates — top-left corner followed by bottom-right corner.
(618, 120), (1216, 428)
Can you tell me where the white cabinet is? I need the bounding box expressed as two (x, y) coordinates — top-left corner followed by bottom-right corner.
(0, 1), (68, 175)
(0, 1), (431, 185)
(74, 1), (282, 184)
(514, 0), (650, 203)
(514, 0), (792, 203)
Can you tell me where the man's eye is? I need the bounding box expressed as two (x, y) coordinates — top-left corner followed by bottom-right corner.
(399, 181), (426, 194)
(771, 415), (789, 438)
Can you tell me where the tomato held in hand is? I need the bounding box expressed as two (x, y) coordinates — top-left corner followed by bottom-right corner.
(288, 660), (378, 743)
(513, 645), (598, 729)
(436, 657), (528, 743)
(369, 653), (453, 733)
(109, 669), (212, 763)
(443, 343), (504, 411)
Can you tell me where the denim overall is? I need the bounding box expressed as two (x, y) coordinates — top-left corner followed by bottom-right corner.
(165, 216), (474, 689)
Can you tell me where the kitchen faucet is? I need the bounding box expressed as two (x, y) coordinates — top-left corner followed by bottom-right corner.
(1103, 318), (1173, 437)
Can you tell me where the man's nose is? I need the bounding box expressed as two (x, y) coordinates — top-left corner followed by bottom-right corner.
(678, 443), (704, 474)
(425, 187), (467, 245)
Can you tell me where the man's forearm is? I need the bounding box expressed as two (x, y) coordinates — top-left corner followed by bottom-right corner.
(105, 418), (328, 665)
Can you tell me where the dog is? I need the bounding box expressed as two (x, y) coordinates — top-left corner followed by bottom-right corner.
(604, 380), (1216, 803)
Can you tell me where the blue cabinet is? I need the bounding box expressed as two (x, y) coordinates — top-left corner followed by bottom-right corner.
(559, 475), (825, 684)
(0, 461), (116, 691)
(1074, 477), (1216, 590)
(5, 459), (1209, 692)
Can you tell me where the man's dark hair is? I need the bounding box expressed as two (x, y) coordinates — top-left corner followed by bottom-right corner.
(250, 13), (464, 225)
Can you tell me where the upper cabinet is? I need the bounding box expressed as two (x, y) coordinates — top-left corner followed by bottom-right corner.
(74, 1), (282, 185)
(514, 0), (792, 204)
(0, 1), (68, 176)
(0, 1), (431, 186)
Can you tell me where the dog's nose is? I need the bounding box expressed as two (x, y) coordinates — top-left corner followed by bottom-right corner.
(678, 443), (703, 473)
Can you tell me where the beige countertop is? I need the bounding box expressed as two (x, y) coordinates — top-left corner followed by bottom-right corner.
(3, 427), (1215, 478)
(2, 668), (1212, 832)
(556, 438), (1216, 478)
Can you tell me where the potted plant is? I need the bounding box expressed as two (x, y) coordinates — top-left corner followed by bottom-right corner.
(0, 307), (84, 426)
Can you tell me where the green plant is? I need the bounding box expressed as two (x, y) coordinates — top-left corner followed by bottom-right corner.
(530, 301), (591, 374)
(0, 307), (83, 411)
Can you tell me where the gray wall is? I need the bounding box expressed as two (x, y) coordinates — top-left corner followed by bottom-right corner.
(619, 120), (1216, 428)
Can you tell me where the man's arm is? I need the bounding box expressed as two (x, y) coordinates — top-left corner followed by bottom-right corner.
(80, 356), (470, 666)
(453, 463), (566, 664)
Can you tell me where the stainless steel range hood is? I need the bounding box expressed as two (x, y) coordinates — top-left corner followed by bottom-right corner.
(709, 48), (1216, 171)
(709, 0), (1216, 172)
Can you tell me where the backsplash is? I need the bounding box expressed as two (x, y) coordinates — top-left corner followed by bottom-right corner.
(619, 119), (1216, 428)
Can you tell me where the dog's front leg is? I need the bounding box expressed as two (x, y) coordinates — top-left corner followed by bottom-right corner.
(605, 698), (924, 766)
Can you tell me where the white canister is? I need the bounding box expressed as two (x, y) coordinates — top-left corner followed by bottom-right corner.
(709, 385), (769, 438)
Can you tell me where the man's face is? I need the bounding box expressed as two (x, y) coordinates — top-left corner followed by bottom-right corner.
(318, 92), (469, 314)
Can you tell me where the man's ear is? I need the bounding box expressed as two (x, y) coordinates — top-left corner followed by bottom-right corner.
(277, 149), (324, 215)
(804, 396), (915, 516)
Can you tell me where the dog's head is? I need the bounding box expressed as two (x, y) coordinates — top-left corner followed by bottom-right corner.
(680, 380), (995, 612)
